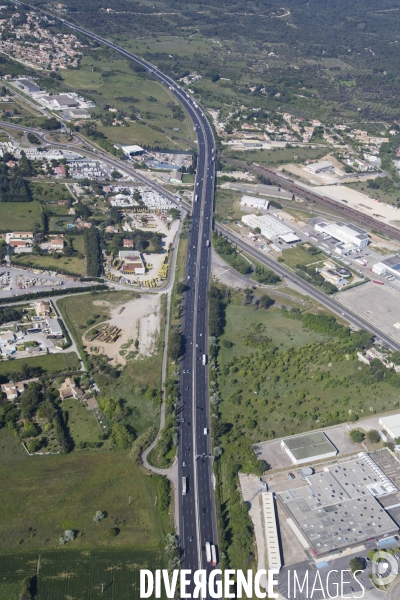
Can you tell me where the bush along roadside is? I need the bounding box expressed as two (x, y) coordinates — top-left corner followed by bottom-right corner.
(208, 283), (264, 570)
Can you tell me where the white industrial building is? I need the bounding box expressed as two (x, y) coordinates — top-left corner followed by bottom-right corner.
(315, 220), (369, 248)
(262, 492), (281, 571)
(242, 214), (300, 243)
(379, 414), (400, 440)
(121, 145), (145, 157)
(372, 255), (400, 277)
(240, 195), (269, 210)
(305, 160), (334, 174)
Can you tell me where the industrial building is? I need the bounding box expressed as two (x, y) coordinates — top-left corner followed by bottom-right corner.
(315, 220), (369, 248)
(13, 78), (41, 94)
(41, 94), (78, 109)
(118, 250), (145, 275)
(278, 455), (399, 556)
(379, 414), (400, 440)
(305, 160), (334, 174)
(281, 431), (337, 465)
(240, 195), (269, 210)
(121, 145), (145, 157)
(242, 214), (300, 244)
(372, 255), (400, 278)
(262, 492), (281, 571)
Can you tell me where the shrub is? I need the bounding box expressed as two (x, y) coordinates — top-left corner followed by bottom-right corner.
(349, 429), (365, 443)
(366, 429), (381, 444)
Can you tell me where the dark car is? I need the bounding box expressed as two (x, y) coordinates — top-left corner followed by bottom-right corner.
(288, 472), (295, 480)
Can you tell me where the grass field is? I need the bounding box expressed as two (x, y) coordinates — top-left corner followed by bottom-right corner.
(214, 188), (243, 221)
(12, 251), (87, 277)
(62, 54), (195, 149)
(62, 398), (106, 448)
(0, 426), (170, 554)
(281, 244), (323, 268)
(0, 352), (80, 380)
(0, 201), (42, 232)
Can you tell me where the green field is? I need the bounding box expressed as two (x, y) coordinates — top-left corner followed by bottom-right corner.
(0, 428), (166, 551)
(0, 352), (80, 380)
(281, 244), (323, 269)
(62, 54), (195, 150)
(214, 188), (243, 221)
(0, 201), (42, 232)
(62, 398), (106, 449)
(225, 146), (329, 166)
(30, 181), (73, 204)
(12, 251), (87, 277)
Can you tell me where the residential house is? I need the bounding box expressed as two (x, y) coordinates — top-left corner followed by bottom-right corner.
(59, 377), (83, 400)
(1, 381), (25, 401)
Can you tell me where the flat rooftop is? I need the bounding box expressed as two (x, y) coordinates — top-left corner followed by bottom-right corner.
(278, 457), (398, 555)
(282, 431), (336, 461)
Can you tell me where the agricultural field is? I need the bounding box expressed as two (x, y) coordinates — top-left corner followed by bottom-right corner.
(0, 548), (165, 600)
(0, 352), (80, 381)
(215, 291), (400, 442)
(0, 201), (42, 232)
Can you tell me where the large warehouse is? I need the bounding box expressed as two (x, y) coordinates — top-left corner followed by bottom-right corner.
(281, 431), (337, 465)
(278, 456), (398, 556)
(242, 214), (300, 243)
(315, 220), (369, 248)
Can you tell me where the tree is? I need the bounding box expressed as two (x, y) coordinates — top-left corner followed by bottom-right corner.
(259, 294), (274, 309)
(254, 226), (261, 234)
(366, 429), (381, 444)
(42, 117), (61, 130)
(349, 557), (365, 573)
(350, 429), (365, 443)
(169, 329), (182, 362)
(111, 423), (135, 449)
(28, 438), (41, 453)
(175, 281), (186, 294)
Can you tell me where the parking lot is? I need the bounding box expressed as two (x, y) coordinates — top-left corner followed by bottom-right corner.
(253, 423), (363, 472)
(0, 267), (94, 298)
(338, 281), (400, 344)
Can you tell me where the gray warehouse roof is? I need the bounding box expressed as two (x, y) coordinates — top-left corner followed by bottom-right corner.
(282, 431), (336, 461)
(279, 458), (398, 555)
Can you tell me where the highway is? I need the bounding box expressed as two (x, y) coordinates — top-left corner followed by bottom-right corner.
(11, 0), (220, 590)
(215, 222), (400, 352)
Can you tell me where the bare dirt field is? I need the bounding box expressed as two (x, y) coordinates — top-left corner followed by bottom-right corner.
(85, 294), (161, 366)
